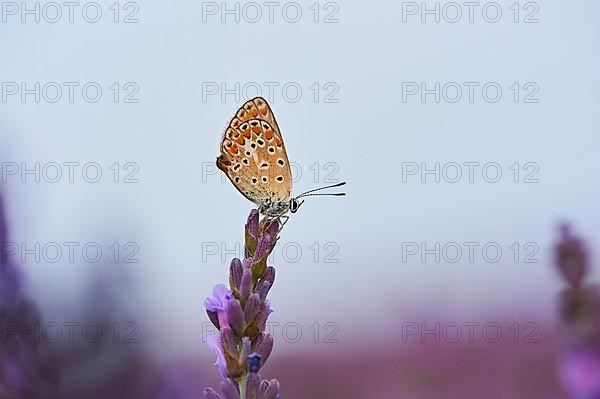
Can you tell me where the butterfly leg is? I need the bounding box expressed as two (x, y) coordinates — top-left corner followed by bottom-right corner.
(278, 215), (290, 232)
(260, 215), (286, 233)
(260, 213), (289, 234)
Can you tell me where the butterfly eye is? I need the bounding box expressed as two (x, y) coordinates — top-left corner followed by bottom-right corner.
(290, 198), (302, 213)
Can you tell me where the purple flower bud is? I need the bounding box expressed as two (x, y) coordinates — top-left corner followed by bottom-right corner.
(229, 258), (243, 291)
(247, 353), (262, 373)
(253, 333), (273, 367)
(235, 337), (251, 374)
(265, 219), (280, 239)
(204, 388), (223, 399)
(222, 328), (244, 378)
(259, 379), (280, 399)
(245, 210), (260, 255)
(227, 299), (245, 337)
(221, 328), (239, 359)
(255, 301), (273, 331)
(240, 267), (253, 303)
(244, 294), (261, 324)
(246, 373), (260, 399)
(257, 281), (272, 302)
(262, 266), (275, 285)
(246, 209), (259, 238)
(254, 233), (272, 262)
(251, 231), (279, 281)
(220, 379), (241, 399)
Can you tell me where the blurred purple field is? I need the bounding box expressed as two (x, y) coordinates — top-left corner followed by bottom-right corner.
(184, 333), (568, 399)
(2, 192), (598, 399)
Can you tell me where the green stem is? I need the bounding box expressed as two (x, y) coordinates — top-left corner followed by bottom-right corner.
(238, 373), (248, 399)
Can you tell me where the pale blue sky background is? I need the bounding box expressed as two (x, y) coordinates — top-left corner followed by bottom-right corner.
(1, 0), (599, 355)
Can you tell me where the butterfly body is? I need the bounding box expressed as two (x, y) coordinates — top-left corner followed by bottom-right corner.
(217, 97), (345, 218)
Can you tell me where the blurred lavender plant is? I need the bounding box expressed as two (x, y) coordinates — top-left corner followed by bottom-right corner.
(203, 210), (280, 399)
(0, 192), (166, 399)
(555, 224), (600, 399)
(0, 195), (59, 398)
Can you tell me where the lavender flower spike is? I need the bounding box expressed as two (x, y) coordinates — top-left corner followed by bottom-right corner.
(204, 210), (281, 399)
(555, 224), (600, 399)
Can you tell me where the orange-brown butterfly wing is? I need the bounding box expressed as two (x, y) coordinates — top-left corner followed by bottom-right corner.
(217, 97), (292, 206)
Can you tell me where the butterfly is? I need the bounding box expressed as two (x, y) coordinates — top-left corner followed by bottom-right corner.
(216, 97), (345, 219)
